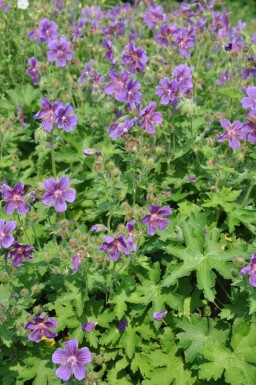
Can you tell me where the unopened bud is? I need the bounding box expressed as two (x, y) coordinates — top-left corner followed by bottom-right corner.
(20, 288), (28, 297)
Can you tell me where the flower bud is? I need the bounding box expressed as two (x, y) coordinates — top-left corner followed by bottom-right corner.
(81, 234), (89, 242)
(118, 190), (126, 200)
(108, 161), (116, 171)
(0, 272), (9, 284)
(31, 284), (40, 294)
(11, 306), (20, 316)
(60, 249), (69, 259)
(20, 288), (28, 297)
(44, 252), (52, 262)
(72, 229), (80, 239)
(230, 269), (239, 278)
(233, 257), (245, 266)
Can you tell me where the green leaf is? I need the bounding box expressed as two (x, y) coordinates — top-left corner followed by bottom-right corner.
(176, 314), (229, 363)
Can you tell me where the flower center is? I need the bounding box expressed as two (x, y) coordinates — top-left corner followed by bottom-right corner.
(54, 190), (62, 198)
(0, 232), (5, 238)
(67, 355), (77, 366)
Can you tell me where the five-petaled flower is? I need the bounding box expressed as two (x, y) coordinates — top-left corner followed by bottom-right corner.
(217, 119), (244, 149)
(47, 35), (73, 67)
(241, 86), (256, 110)
(142, 205), (172, 236)
(24, 316), (58, 343)
(52, 339), (91, 381)
(2, 182), (30, 215)
(99, 235), (130, 261)
(55, 104), (78, 132)
(42, 176), (76, 212)
(0, 219), (16, 249)
(8, 242), (34, 267)
(240, 254), (256, 287)
(139, 102), (162, 134)
(34, 98), (63, 132)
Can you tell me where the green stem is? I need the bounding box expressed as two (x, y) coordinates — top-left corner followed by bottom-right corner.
(50, 130), (57, 177)
(242, 180), (255, 207)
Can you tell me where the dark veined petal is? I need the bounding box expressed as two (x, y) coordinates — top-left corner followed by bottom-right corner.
(63, 339), (79, 356)
(5, 200), (16, 215)
(52, 348), (68, 364)
(73, 363), (86, 381)
(77, 347), (92, 363)
(55, 197), (67, 212)
(58, 176), (71, 190)
(4, 220), (16, 233)
(44, 178), (57, 192)
(42, 193), (55, 207)
(56, 364), (72, 381)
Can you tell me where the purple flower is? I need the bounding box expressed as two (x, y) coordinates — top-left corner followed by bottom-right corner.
(217, 70), (230, 85)
(126, 220), (136, 252)
(90, 70), (105, 88)
(91, 224), (106, 233)
(188, 175), (197, 182)
(52, 339), (91, 381)
(241, 86), (256, 110)
(25, 316), (58, 343)
(125, 78), (142, 110)
(224, 42), (232, 51)
(156, 78), (180, 106)
(72, 18), (86, 42)
(117, 319), (128, 331)
(79, 59), (94, 86)
(84, 149), (102, 157)
(2, 182), (30, 215)
(104, 69), (130, 102)
(240, 111), (256, 144)
(102, 39), (117, 65)
(42, 176), (76, 212)
(154, 24), (179, 47)
(142, 5), (166, 30)
(0, 219), (16, 249)
(109, 117), (137, 139)
(82, 6), (104, 20)
(139, 102), (162, 134)
(55, 104), (78, 132)
(126, 220), (135, 232)
(122, 42), (148, 73)
(27, 28), (42, 43)
(240, 254), (256, 287)
(142, 205), (172, 236)
(173, 64), (194, 93)
(252, 33), (256, 43)
(217, 119), (244, 149)
(38, 18), (58, 43)
(55, 0), (64, 11)
(8, 242), (34, 267)
(34, 98), (63, 132)
(153, 311), (167, 321)
(47, 35), (73, 67)
(102, 22), (125, 37)
(82, 322), (97, 332)
(26, 57), (39, 85)
(17, 105), (25, 129)
(99, 235), (130, 261)
(72, 253), (82, 273)
(173, 28), (196, 58)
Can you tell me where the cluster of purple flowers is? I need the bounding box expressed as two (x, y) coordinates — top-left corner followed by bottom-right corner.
(99, 206), (172, 260)
(156, 64), (194, 108)
(34, 98), (78, 132)
(28, 19), (72, 68)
